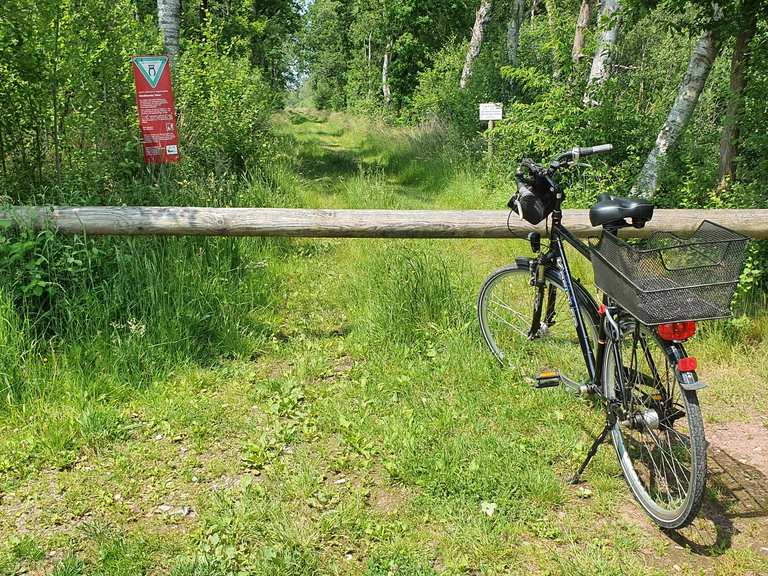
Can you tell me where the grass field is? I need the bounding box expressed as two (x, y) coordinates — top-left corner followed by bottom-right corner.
(1, 111), (767, 575)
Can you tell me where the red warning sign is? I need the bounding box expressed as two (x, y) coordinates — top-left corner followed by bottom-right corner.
(132, 56), (180, 164)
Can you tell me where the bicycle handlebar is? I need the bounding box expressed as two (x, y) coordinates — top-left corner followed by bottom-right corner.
(554, 144), (613, 165)
(579, 144), (613, 157)
(517, 144), (614, 180)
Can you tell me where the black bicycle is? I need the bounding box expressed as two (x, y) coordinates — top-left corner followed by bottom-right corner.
(477, 146), (748, 529)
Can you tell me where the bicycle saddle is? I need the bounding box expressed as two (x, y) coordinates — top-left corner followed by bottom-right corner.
(589, 194), (654, 229)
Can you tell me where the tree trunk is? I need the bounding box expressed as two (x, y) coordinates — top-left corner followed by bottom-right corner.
(200, 0), (209, 25)
(157, 0), (181, 59)
(545, 0), (561, 78)
(633, 31), (719, 199)
(718, 1), (757, 188)
(460, 0), (493, 89)
(51, 11), (62, 181)
(531, 0), (539, 24)
(507, 0), (525, 67)
(583, 0), (621, 104)
(572, 0), (592, 63)
(0, 122), (6, 180)
(382, 40), (392, 104)
(367, 32), (372, 66)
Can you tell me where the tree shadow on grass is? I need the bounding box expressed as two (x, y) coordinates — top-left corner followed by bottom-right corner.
(296, 145), (361, 180)
(662, 444), (768, 556)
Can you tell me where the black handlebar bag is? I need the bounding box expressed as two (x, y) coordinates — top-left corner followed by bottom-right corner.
(509, 164), (556, 225)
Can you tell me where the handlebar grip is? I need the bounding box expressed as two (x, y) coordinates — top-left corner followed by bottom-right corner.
(578, 144), (613, 157)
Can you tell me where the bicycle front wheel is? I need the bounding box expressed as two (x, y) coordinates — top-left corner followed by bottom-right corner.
(477, 261), (598, 384)
(603, 321), (706, 529)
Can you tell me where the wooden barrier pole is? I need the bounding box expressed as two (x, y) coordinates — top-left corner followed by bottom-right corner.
(1, 207), (767, 239)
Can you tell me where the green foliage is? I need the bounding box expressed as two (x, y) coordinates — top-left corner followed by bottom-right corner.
(409, 42), (479, 133)
(302, 0), (476, 112)
(301, 0), (353, 111)
(176, 33), (275, 176)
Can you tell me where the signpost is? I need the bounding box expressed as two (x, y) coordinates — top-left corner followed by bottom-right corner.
(132, 56), (180, 164)
(479, 102), (503, 156)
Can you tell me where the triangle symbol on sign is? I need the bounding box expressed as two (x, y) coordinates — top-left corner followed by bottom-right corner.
(134, 57), (167, 89)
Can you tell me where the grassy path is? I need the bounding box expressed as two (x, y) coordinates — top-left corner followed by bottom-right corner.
(1, 111), (767, 575)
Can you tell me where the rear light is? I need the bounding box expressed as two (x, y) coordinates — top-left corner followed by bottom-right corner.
(677, 356), (697, 372)
(657, 321), (697, 341)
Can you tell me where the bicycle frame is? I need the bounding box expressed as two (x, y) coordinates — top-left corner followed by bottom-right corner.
(530, 205), (622, 398)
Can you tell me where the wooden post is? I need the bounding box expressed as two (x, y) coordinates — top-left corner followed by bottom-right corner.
(1, 207), (767, 239)
(487, 119), (494, 156)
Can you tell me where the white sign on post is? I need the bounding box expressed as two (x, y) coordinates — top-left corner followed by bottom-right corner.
(479, 102), (503, 121)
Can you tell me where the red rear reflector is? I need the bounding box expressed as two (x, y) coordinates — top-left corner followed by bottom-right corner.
(657, 321), (697, 341)
(598, 304), (607, 316)
(678, 356), (697, 372)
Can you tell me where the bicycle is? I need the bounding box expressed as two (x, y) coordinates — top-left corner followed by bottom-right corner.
(477, 146), (749, 529)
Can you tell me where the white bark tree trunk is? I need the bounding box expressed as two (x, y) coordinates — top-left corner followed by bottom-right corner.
(572, 0), (592, 64)
(382, 40), (392, 104)
(157, 0), (181, 58)
(632, 31), (719, 199)
(460, 0), (493, 89)
(506, 0), (525, 67)
(583, 0), (621, 104)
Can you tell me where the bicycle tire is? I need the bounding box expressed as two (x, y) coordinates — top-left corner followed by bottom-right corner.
(477, 261), (599, 383)
(603, 321), (706, 529)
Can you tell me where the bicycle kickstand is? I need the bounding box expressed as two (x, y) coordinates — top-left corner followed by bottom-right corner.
(569, 420), (612, 485)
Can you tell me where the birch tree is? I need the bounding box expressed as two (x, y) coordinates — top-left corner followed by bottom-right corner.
(632, 31), (719, 198)
(382, 39), (392, 104)
(460, 0), (493, 89)
(157, 0), (180, 58)
(571, 0), (592, 63)
(507, 0), (525, 67)
(718, 0), (757, 187)
(583, 0), (621, 104)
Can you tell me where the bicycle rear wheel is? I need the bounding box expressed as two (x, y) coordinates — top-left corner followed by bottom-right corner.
(477, 261), (598, 384)
(603, 321), (706, 529)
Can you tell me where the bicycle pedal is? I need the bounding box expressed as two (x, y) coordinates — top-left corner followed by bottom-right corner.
(534, 370), (562, 389)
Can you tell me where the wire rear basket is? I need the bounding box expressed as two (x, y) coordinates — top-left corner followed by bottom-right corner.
(591, 221), (749, 325)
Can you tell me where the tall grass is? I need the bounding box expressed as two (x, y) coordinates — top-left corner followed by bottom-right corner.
(0, 158), (305, 411)
(354, 244), (472, 346)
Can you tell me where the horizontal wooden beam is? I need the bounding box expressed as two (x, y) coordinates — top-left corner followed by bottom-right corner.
(1, 207), (767, 239)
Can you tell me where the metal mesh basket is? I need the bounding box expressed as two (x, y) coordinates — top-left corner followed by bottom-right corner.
(591, 221), (749, 325)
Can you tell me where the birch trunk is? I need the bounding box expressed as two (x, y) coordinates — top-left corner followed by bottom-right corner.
(583, 0), (621, 104)
(718, 2), (756, 187)
(382, 41), (392, 105)
(506, 0), (525, 67)
(531, 0), (539, 24)
(571, 0), (592, 63)
(157, 0), (181, 58)
(633, 31), (719, 199)
(460, 0), (493, 89)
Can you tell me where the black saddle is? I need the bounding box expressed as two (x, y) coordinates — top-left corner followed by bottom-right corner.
(589, 194), (654, 229)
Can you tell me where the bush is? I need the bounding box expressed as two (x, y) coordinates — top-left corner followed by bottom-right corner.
(176, 33), (277, 177)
